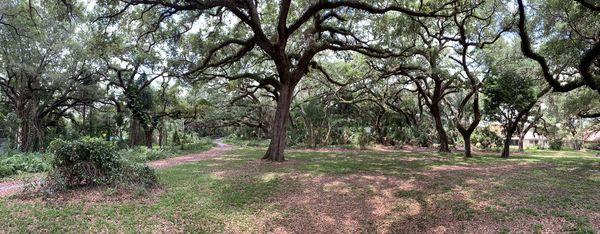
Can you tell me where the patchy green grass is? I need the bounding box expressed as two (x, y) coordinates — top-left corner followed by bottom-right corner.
(121, 139), (216, 163)
(0, 147), (598, 233)
(221, 137), (270, 148)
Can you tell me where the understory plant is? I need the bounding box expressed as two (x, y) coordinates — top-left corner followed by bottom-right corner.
(38, 137), (157, 195)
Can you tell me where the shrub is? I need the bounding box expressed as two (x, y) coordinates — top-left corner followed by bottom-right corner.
(48, 137), (122, 186)
(472, 127), (502, 150)
(46, 137), (157, 190)
(349, 127), (371, 149)
(117, 161), (157, 188)
(121, 146), (166, 163)
(0, 164), (15, 177)
(549, 139), (563, 150)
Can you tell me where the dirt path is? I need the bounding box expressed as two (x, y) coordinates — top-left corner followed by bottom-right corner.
(0, 140), (232, 198)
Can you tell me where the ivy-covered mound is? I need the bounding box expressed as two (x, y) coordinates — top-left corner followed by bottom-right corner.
(44, 137), (157, 192)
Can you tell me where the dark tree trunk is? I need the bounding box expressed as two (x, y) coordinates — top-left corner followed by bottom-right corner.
(263, 83), (294, 162)
(518, 134), (525, 152)
(15, 104), (31, 152)
(32, 118), (45, 152)
(457, 128), (475, 158)
(463, 135), (472, 158)
(375, 111), (385, 145)
(129, 118), (145, 147)
(158, 124), (164, 148)
(430, 105), (450, 152)
(501, 127), (516, 158)
(18, 118), (30, 152)
(144, 129), (153, 149)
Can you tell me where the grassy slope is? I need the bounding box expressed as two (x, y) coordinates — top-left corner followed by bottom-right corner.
(0, 147), (598, 233)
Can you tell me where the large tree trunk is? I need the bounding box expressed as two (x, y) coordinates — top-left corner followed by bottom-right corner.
(129, 118), (145, 147)
(32, 118), (45, 152)
(263, 83), (294, 162)
(458, 130), (474, 158)
(144, 129), (153, 149)
(15, 103), (31, 152)
(430, 105), (450, 152)
(18, 118), (30, 152)
(501, 127), (516, 158)
(463, 134), (472, 158)
(518, 134), (525, 152)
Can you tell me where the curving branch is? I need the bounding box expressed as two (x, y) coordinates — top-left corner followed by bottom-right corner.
(516, 0), (597, 93)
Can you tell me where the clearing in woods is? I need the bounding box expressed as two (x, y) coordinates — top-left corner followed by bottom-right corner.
(0, 146), (598, 233)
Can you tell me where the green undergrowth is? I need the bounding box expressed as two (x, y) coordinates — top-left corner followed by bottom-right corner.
(0, 139), (215, 179)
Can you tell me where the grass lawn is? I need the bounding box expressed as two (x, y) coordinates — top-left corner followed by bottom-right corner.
(0, 147), (598, 233)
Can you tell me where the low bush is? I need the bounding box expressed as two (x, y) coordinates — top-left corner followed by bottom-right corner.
(549, 139), (563, 150)
(48, 137), (122, 186)
(44, 137), (156, 192)
(0, 151), (52, 178)
(472, 127), (503, 150)
(349, 127), (371, 149)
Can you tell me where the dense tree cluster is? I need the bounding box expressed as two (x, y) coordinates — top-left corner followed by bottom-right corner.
(0, 0), (598, 161)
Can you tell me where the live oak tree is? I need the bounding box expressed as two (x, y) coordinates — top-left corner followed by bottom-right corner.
(101, 0), (458, 161)
(443, 0), (511, 157)
(516, 0), (599, 115)
(378, 17), (459, 152)
(483, 69), (549, 158)
(0, 1), (99, 151)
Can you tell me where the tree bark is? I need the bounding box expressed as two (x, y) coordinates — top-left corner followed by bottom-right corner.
(144, 129), (153, 149)
(129, 118), (145, 147)
(375, 111), (386, 145)
(518, 134), (525, 152)
(18, 119), (30, 152)
(430, 105), (450, 152)
(463, 134), (472, 158)
(501, 127), (516, 158)
(263, 83), (294, 162)
(158, 124), (164, 148)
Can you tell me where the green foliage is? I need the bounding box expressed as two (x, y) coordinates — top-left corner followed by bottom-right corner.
(45, 137), (158, 193)
(172, 131), (181, 146)
(350, 127), (371, 149)
(0, 151), (52, 178)
(408, 126), (432, 147)
(472, 127), (502, 149)
(121, 139), (214, 163)
(117, 160), (158, 189)
(48, 137), (122, 186)
(483, 69), (536, 122)
(549, 140), (563, 151)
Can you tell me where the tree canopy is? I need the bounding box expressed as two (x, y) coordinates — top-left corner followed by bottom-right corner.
(0, 0), (598, 160)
